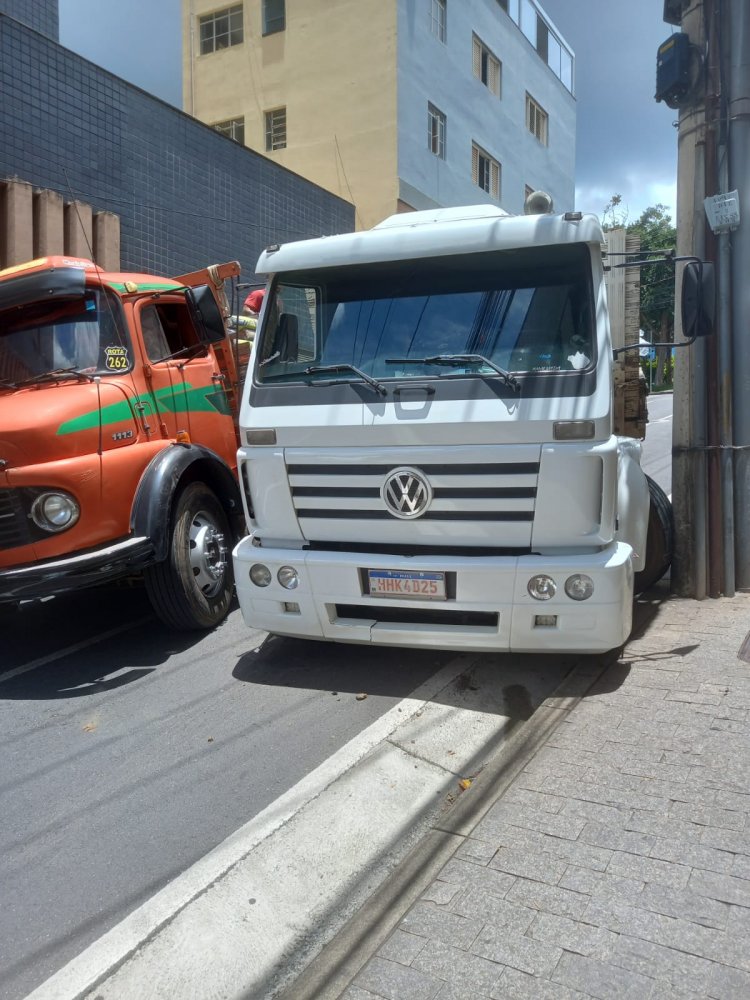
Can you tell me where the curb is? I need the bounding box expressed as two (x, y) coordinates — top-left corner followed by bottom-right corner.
(275, 642), (629, 1000)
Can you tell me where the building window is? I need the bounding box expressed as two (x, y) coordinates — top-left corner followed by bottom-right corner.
(526, 93), (549, 145)
(265, 107), (287, 150)
(520, 0), (536, 47)
(427, 103), (446, 158)
(472, 143), (501, 199)
(472, 35), (501, 97)
(263, 0), (285, 35)
(213, 117), (245, 143)
(430, 0), (446, 43)
(199, 4), (244, 55)
(536, 15), (549, 62)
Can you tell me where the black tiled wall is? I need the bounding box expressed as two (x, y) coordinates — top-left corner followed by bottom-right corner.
(0, 14), (354, 279)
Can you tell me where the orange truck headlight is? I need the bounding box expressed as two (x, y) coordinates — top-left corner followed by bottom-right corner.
(30, 492), (80, 533)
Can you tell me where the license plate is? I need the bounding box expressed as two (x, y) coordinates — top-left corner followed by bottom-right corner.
(367, 569), (446, 600)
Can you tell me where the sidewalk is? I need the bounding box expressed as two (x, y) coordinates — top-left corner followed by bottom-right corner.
(327, 590), (750, 1000)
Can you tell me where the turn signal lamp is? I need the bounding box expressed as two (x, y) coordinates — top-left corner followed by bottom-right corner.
(527, 575), (557, 600)
(565, 574), (595, 601)
(246, 429), (277, 445)
(250, 563), (272, 587)
(277, 566), (300, 590)
(175, 430), (191, 444)
(553, 420), (595, 440)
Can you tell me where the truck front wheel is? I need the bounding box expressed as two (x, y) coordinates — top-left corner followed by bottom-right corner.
(144, 482), (234, 630)
(634, 475), (673, 594)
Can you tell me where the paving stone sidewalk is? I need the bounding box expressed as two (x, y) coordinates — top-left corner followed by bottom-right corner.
(340, 592), (750, 1000)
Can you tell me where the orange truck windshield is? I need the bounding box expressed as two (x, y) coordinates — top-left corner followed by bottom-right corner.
(0, 289), (131, 383)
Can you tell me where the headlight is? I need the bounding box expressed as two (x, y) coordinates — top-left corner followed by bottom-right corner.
(249, 563), (272, 587)
(277, 566), (299, 590)
(30, 492), (80, 533)
(565, 574), (595, 601)
(527, 575), (557, 601)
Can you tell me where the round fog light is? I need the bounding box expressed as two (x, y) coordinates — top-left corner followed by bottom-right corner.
(277, 566), (299, 590)
(527, 575), (557, 601)
(30, 492), (80, 532)
(249, 563), (272, 587)
(565, 574), (594, 601)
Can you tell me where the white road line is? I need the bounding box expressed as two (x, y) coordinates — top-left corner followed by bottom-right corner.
(25, 653), (478, 1000)
(0, 617), (152, 685)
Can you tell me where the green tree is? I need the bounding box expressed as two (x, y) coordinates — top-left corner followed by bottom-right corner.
(603, 198), (677, 388)
(628, 204), (676, 342)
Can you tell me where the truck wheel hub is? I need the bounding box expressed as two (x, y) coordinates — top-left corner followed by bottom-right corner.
(189, 513), (228, 596)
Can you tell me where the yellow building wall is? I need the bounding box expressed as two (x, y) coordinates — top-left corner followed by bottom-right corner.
(183, 0), (399, 230)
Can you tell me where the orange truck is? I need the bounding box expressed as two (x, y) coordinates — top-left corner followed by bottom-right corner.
(0, 256), (247, 630)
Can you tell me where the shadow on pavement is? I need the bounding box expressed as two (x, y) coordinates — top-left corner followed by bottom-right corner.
(233, 631), (579, 724)
(0, 583), (218, 700)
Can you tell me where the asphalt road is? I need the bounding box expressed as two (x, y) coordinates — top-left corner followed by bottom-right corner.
(1, 400), (673, 1000)
(1, 589), (461, 1000)
(641, 390), (673, 495)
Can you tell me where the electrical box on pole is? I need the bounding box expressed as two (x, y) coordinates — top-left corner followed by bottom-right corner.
(656, 33), (693, 107)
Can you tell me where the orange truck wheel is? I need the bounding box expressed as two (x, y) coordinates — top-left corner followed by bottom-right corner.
(144, 481), (234, 630)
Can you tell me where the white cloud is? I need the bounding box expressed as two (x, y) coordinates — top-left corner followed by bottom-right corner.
(575, 176), (677, 226)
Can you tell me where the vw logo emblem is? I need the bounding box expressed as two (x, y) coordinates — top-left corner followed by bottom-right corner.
(381, 467), (433, 519)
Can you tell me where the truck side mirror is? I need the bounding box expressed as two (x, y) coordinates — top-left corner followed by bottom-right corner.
(186, 285), (229, 344)
(681, 260), (715, 339)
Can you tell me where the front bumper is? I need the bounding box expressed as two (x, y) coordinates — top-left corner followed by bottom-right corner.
(233, 537), (634, 654)
(0, 537), (156, 602)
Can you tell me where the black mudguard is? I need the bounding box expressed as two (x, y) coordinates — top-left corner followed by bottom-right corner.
(131, 443), (242, 562)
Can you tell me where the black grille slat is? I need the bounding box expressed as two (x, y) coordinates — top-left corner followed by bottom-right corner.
(292, 486), (379, 498)
(292, 486), (537, 499)
(295, 509), (533, 521)
(310, 541), (531, 556)
(335, 604), (498, 628)
(0, 489), (31, 549)
(437, 487), (536, 499)
(287, 463), (539, 476)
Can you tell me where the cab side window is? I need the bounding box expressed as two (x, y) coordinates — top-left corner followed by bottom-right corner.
(140, 307), (170, 361)
(140, 303), (203, 361)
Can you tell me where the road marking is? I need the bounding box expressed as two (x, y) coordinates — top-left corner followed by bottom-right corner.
(25, 654), (483, 1000)
(0, 618), (151, 685)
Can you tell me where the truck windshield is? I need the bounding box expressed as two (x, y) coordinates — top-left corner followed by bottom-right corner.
(255, 243), (596, 386)
(0, 289), (130, 385)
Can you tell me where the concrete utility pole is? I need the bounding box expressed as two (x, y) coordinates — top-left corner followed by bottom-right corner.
(671, 0), (750, 598)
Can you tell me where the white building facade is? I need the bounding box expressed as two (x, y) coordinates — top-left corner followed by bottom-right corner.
(397, 0), (576, 216)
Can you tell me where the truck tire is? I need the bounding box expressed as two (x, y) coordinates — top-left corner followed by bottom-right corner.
(144, 481), (234, 630)
(634, 475), (673, 594)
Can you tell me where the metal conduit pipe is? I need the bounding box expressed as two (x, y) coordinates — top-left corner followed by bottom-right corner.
(728, 0), (750, 589)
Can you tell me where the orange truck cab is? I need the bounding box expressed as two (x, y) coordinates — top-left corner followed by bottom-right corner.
(0, 256), (246, 630)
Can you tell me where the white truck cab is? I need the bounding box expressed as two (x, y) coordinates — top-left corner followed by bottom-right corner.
(232, 204), (662, 654)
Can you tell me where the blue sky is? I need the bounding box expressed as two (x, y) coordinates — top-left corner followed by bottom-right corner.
(58, 0), (679, 224)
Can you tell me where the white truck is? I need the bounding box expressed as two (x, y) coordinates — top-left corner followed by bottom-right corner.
(232, 201), (708, 654)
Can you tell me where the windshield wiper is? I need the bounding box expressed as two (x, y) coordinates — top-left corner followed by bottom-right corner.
(304, 364), (387, 396)
(12, 366), (95, 387)
(152, 343), (207, 364)
(386, 354), (520, 391)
